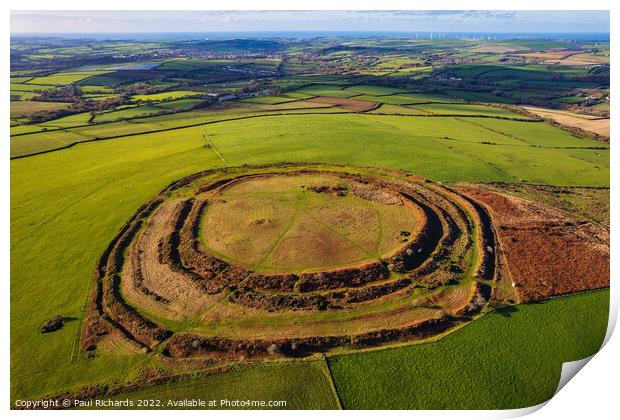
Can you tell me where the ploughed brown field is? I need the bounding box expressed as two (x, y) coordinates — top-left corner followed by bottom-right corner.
(457, 185), (609, 302)
(79, 163), (609, 363)
(523, 106), (610, 138)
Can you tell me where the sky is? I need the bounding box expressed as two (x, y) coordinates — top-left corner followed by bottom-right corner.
(10, 10), (610, 34)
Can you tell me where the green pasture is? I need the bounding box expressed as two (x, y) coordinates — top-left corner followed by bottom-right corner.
(11, 129), (225, 401)
(343, 85), (407, 96)
(154, 99), (206, 111)
(96, 289), (609, 409)
(368, 104), (427, 115)
(356, 92), (461, 105)
(554, 96), (588, 104)
(40, 112), (93, 128)
(79, 85), (115, 93)
(132, 90), (205, 101)
(10, 91), (39, 101)
(10, 83), (56, 92)
(444, 89), (515, 103)
(83, 93), (119, 101)
(10, 101), (70, 119)
(329, 289), (609, 409)
(201, 114), (609, 185)
(11, 112), (609, 186)
(468, 118), (607, 148)
(10, 113), (609, 401)
(444, 64), (585, 80)
(27, 71), (111, 85)
(105, 361), (340, 409)
(10, 124), (50, 136)
(240, 96), (298, 105)
(77, 74), (133, 86)
(282, 92), (315, 99)
(410, 103), (526, 118)
(92, 105), (164, 123)
(293, 84), (357, 98)
(9, 49), (610, 410)
(10, 105), (350, 157)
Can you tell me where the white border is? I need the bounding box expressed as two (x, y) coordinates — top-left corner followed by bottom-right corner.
(3, 1), (617, 419)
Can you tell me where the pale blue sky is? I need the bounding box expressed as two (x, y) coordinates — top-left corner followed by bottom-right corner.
(11, 10), (610, 34)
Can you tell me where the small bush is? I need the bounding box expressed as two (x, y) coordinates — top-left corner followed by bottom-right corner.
(41, 315), (63, 333)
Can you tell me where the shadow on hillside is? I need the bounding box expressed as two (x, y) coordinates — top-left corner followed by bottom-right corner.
(495, 305), (519, 318)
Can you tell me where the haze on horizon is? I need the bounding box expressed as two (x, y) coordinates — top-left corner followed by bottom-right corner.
(11, 10), (610, 34)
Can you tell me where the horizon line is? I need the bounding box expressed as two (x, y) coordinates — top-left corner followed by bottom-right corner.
(10, 30), (611, 35)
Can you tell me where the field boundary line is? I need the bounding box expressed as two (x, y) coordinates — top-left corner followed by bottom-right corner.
(201, 129), (227, 164)
(11, 112), (545, 160)
(321, 354), (344, 410)
(69, 273), (94, 363)
(9, 103), (342, 138)
(10, 111), (352, 159)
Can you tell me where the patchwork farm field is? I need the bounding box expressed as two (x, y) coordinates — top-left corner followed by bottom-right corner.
(10, 109), (610, 405)
(132, 90), (206, 101)
(27, 71), (112, 85)
(10, 31), (610, 410)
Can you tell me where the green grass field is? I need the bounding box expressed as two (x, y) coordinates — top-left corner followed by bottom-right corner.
(9, 31), (611, 410)
(409, 103), (526, 118)
(201, 114), (609, 185)
(92, 105), (165, 123)
(78, 289), (609, 409)
(27, 71), (111, 85)
(10, 69), (610, 408)
(39, 112), (93, 128)
(12, 112), (609, 185)
(468, 118), (607, 148)
(9, 106), (352, 157)
(329, 289), (609, 409)
(10, 106), (610, 401)
(10, 83), (57, 92)
(343, 85), (407, 96)
(83, 93), (119, 101)
(368, 104), (427, 115)
(294, 85), (357, 98)
(241, 96), (298, 104)
(445, 89), (515, 103)
(104, 361), (340, 409)
(282, 92), (316, 99)
(10, 91), (40, 101)
(132, 90), (205, 101)
(11, 130), (225, 401)
(355, 93), (461, 105)
(154, 99), (205, 111)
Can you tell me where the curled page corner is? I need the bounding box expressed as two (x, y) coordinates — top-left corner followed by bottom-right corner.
(602, 287), (618, 348)
(554, 355), (595, 396)
(494, 401), (548, 419)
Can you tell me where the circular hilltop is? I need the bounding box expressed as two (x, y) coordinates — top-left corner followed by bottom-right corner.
(81, 163), (503, 359)
(202, 172), (420, 272)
